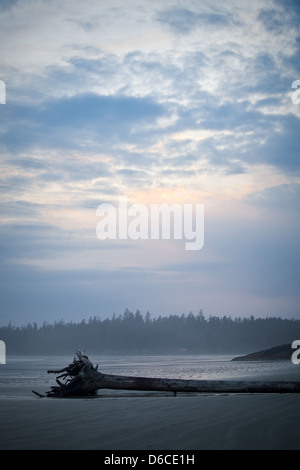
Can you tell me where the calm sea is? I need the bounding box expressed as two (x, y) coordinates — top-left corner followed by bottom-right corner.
(0, 354), (297, 398)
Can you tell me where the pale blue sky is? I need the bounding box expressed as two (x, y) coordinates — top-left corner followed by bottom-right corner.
(0, 0), (299, 325)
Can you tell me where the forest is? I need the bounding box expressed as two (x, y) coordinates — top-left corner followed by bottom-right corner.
(1, 309), (300, 356)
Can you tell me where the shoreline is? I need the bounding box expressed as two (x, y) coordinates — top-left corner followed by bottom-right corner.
(0, 366), (300, 450)
(1, 358), (300, 450)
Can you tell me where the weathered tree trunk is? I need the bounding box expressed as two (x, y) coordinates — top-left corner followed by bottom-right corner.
(41, 352), (300, 398)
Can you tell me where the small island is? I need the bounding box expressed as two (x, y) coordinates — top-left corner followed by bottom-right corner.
(232, 344), (293, 361)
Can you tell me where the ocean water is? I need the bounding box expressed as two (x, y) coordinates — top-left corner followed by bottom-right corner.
(0, 354), (297, 398)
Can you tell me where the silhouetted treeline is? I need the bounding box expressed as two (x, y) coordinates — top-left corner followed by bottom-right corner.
(1, 309), (300, 355)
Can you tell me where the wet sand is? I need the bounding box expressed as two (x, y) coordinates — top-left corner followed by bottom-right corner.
(1, 366), (300, 450)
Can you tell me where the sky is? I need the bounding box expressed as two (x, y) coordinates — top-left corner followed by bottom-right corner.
(0, 0), (300, 325)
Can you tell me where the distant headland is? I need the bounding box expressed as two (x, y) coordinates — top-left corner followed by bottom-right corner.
(232, 344), (293, 361)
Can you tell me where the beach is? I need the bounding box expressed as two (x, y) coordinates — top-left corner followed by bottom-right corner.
(1, 393), (300, 450)
(1, 356), (300, 450)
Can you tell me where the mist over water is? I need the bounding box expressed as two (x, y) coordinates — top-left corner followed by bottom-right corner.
(0, 355), (297, 399)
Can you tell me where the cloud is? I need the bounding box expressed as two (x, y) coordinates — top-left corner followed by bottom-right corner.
(156, 7), (235, 35)
(1, 0), (300, 324)
(0, 0), (18, 11)
(245, 182), (300, 214)
(0, 93), (166, 152)
(257, 8), (287, 33)
(250, 114), (300, 171)
(283, 34), (300, 75)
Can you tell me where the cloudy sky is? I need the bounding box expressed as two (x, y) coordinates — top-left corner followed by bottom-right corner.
(0, 0), (300, 325)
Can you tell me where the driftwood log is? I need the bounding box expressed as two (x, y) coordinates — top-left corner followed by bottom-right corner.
(38, 351), (300, 398)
